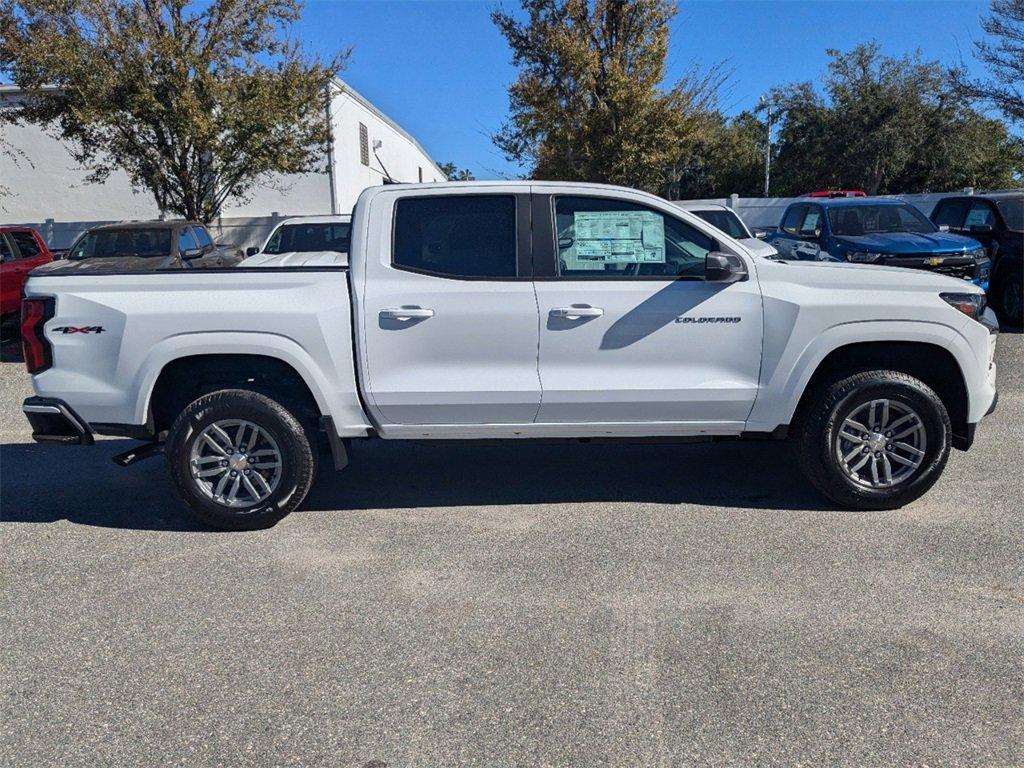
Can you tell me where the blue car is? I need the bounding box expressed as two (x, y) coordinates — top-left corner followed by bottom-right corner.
(765, 197), (990, 290)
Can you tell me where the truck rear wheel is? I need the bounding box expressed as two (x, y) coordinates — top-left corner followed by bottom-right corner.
(796, 370), (951, 510)
(165, 389), (315, 530)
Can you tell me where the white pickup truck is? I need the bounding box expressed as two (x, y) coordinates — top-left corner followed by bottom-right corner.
(21, 182), (999, 529)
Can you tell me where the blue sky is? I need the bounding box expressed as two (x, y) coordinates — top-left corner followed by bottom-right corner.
(302, 1), (993, 178)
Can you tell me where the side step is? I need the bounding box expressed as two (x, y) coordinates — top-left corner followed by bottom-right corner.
(112, 442), (164, 467)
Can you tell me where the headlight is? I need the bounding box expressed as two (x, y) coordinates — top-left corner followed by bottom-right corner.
(969, 247), (985, 260)
(848, 251), (882, 263)
(940, 292), (986, 320)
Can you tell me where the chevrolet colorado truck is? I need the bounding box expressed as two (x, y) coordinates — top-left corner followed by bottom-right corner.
(20, 182), (999, 529)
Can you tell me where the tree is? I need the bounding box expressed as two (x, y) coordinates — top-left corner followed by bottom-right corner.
(438, 161), (476, 181)
(492, 0), (720, 193)
(769, 43), (1022, 195)
(0, 0), (346, 222)
(952, 0), (1024, 130)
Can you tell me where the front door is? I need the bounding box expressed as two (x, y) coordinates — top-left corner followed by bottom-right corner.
(360, 191), (540, 427)
(532, 192), (763, 429)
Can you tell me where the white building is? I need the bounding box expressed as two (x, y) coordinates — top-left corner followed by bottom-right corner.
(0, 78), (446, 249)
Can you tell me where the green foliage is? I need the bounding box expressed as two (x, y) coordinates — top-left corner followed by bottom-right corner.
(0, 0), (347, 221)
(952, 0), (1024, 130)
(769, 43), (1023, 195)
(438, 161), (476, 181)
(492, 0), (720, 193)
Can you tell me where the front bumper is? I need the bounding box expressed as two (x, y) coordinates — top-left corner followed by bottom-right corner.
(22, 396), (94, 445)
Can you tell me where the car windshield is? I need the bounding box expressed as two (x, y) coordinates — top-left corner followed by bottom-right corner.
(996, 198), (1023, 231)
(69, 228), (171, 259)
(828, 204), (935, 236)
(264, 222), (351, 254)
(690, 209), (750, 239)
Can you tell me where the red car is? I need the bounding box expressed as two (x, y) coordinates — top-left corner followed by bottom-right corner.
(1, 226), (54, 319)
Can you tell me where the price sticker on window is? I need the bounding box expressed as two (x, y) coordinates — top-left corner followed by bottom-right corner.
(573, 211), (665, 264)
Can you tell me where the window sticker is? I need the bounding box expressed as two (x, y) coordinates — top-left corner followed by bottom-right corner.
(572, 211), (665, 265)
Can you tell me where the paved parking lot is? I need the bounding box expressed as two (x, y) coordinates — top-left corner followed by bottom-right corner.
(2, 331), (1022, 766)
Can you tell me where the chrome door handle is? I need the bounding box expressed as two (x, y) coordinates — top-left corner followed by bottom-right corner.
(550, 306), (604, 320)
(380, 307), (434, 321)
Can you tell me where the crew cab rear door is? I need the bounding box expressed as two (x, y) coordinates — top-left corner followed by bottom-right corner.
(530, 188), (763, 429)
(354, 187), (539, 428)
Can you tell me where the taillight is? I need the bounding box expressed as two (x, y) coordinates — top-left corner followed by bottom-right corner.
(21, 297), (55, 374)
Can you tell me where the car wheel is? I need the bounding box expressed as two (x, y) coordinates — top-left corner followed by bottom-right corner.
(165, 389), (316, 530)
(797, 371), (950, 510)
(999, 268), (1022, 327)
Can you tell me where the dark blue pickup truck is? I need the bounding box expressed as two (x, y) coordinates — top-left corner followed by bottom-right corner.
(765, 197), (990, 290)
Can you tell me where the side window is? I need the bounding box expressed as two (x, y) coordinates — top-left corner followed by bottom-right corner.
(0, 235), (11, 261)
(781, 205), (806, 235)
(964, 202), (996, 229)
(799, 206), (823, 237)
(933, 200), (968, 229)
(178, 228), (199, 254)
(393, 195), (517, 278)
(191, 226), (214, 249)
(555, 196), (713, 279)
(9, 231), (41, 258)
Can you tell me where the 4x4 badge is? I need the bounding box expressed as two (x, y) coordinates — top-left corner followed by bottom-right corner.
(53, 326), (106, 334)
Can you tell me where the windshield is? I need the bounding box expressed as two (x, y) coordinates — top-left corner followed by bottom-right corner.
(828, 204), (935, 236)
(996, 198), (1023, 231)
(69, 228), (172, 259)
(264, 222), (350, 254)
(690, 209), (750, 239)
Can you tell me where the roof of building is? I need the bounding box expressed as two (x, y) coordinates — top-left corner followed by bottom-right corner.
(331, 78), (445, 178)
(1, 80), (448, 180)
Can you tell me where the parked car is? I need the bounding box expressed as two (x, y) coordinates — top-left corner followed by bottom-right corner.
(765, 197), (991, 289)
(804, 189), (867, 198)
(673, 202), (778, 259)
(242, 215), (351, 267)
(931, 192), (1022, 326)
(22, 181), (998, 529)
(38, 220), (241, 274)
(1, 226), (53, 320)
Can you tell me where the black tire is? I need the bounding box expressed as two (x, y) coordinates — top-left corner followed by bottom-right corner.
(165, 389), (316, 530)
(997, 267), (1022, 327)
(796, 370), (951, 510)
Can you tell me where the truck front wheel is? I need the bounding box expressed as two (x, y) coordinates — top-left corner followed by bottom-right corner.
(797, 371), (951, 510)
(165, 389), (316, 530)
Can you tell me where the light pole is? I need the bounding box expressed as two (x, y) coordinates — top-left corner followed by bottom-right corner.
(758, 95), (773, 198)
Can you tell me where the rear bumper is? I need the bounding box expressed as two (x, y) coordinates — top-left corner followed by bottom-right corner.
(22, 396), (94, 445)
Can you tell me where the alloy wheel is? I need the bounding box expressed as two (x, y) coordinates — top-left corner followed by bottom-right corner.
(188, 419), (283, 508)
(835, 399), (927, 489)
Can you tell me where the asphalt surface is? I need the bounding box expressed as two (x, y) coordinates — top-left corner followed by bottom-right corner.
(1, 331), (1022, 767)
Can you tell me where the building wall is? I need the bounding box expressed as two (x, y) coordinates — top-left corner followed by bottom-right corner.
(0, 79), (443, 249)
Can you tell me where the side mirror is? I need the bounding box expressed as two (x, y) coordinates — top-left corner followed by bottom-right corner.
(970, 224), (993, 234)
(182, 247), (203, 260)
(705, 251), (748, 283)
(245, 246), (260, 257)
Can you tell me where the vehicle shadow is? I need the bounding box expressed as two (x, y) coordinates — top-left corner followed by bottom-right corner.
(0, 335), (23, 362)
(1, 436), (835, 532)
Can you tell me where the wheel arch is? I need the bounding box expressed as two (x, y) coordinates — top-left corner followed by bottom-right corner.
(790, 340), (970, 448)
(145, 352), (325, 436)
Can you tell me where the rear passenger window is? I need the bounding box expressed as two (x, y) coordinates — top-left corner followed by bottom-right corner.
(393, 195), (517, 278)
(9, 231), (41, 258)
